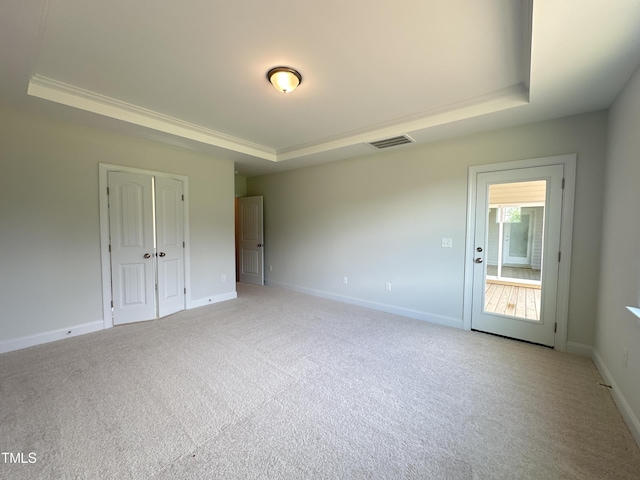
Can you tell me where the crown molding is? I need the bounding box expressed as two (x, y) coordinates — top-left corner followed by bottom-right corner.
(28, 75), (528, 164)
(275, 83), (529, 162)
(27, 75), (277, 161)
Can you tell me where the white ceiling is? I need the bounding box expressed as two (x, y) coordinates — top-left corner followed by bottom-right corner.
(2, 0), (640, 176)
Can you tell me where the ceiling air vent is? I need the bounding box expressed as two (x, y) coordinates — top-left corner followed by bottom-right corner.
(367, 135), (415, 150)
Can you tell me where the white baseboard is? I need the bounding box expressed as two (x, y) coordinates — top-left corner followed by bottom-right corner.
(566, 343), (640, 447)
(267, 281), (463, 329)
(1, 292), (238, 355)
(189, 290), (237, 309)
(565, 342), (594, 357)
(592, 348), (640, 447)
(0, 320), (104, 355)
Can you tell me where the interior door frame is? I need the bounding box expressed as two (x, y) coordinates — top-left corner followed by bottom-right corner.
(463, 154), (576, 352)
(99, 163), (191, 329)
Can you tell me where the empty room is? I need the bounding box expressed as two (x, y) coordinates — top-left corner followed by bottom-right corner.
(1, 1), (640, 478)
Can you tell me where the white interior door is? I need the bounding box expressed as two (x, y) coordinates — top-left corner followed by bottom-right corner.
(502, 213), (532, 265)
(238, 196), (264, 285)
(471, 165), (563, 347)
(108, 171), (156, 325)
(108, 171), (185, 325)
(155, 176), (185, 317)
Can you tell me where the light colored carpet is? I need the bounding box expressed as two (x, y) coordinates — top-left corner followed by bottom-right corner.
(1, 283), (639, 479)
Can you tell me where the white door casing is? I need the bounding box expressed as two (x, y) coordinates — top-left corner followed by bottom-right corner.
(463, 155), (576, 352)
(238, 196), (264, 285)
(100, 164), (189, 328)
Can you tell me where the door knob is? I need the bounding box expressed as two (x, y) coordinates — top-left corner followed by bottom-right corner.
(476, 247), (483, 252)
(257, 244), (263, 247)
(159, 252), (166, 257)
(143, 253), (151, 259)
(474, 258), (483, 264)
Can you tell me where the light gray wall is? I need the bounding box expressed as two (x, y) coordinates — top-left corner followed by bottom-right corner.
(596, 64), (640, 433)
(247, 111), (608, 347)
(235, 175), (247, 197)
(0, 106), (236, 342)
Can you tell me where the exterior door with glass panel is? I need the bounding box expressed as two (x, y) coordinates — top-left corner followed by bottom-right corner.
(471, 165), (563, 347)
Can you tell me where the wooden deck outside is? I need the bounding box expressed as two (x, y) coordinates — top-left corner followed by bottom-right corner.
(486, 265), (541, 281)
(484, 282), (541, 320)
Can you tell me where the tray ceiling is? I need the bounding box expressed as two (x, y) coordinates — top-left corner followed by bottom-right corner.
(1, 1), (640, 175)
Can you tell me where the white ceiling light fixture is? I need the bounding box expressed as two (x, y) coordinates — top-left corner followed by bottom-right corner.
(267, 67), (302, 93)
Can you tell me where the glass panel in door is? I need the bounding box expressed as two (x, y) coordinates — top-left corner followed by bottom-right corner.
(484, 181), (546, 321)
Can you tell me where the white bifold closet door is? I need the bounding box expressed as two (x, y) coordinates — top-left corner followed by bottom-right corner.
(108, 171), (185, 325)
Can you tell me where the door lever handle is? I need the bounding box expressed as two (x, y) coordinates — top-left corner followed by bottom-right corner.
(474, 258), (483, 264)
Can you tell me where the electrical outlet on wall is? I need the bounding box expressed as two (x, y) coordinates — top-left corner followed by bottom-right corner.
(385, 282), (392, 292)
(342, 276), (348, 285)
(441, 238), (453, 248)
